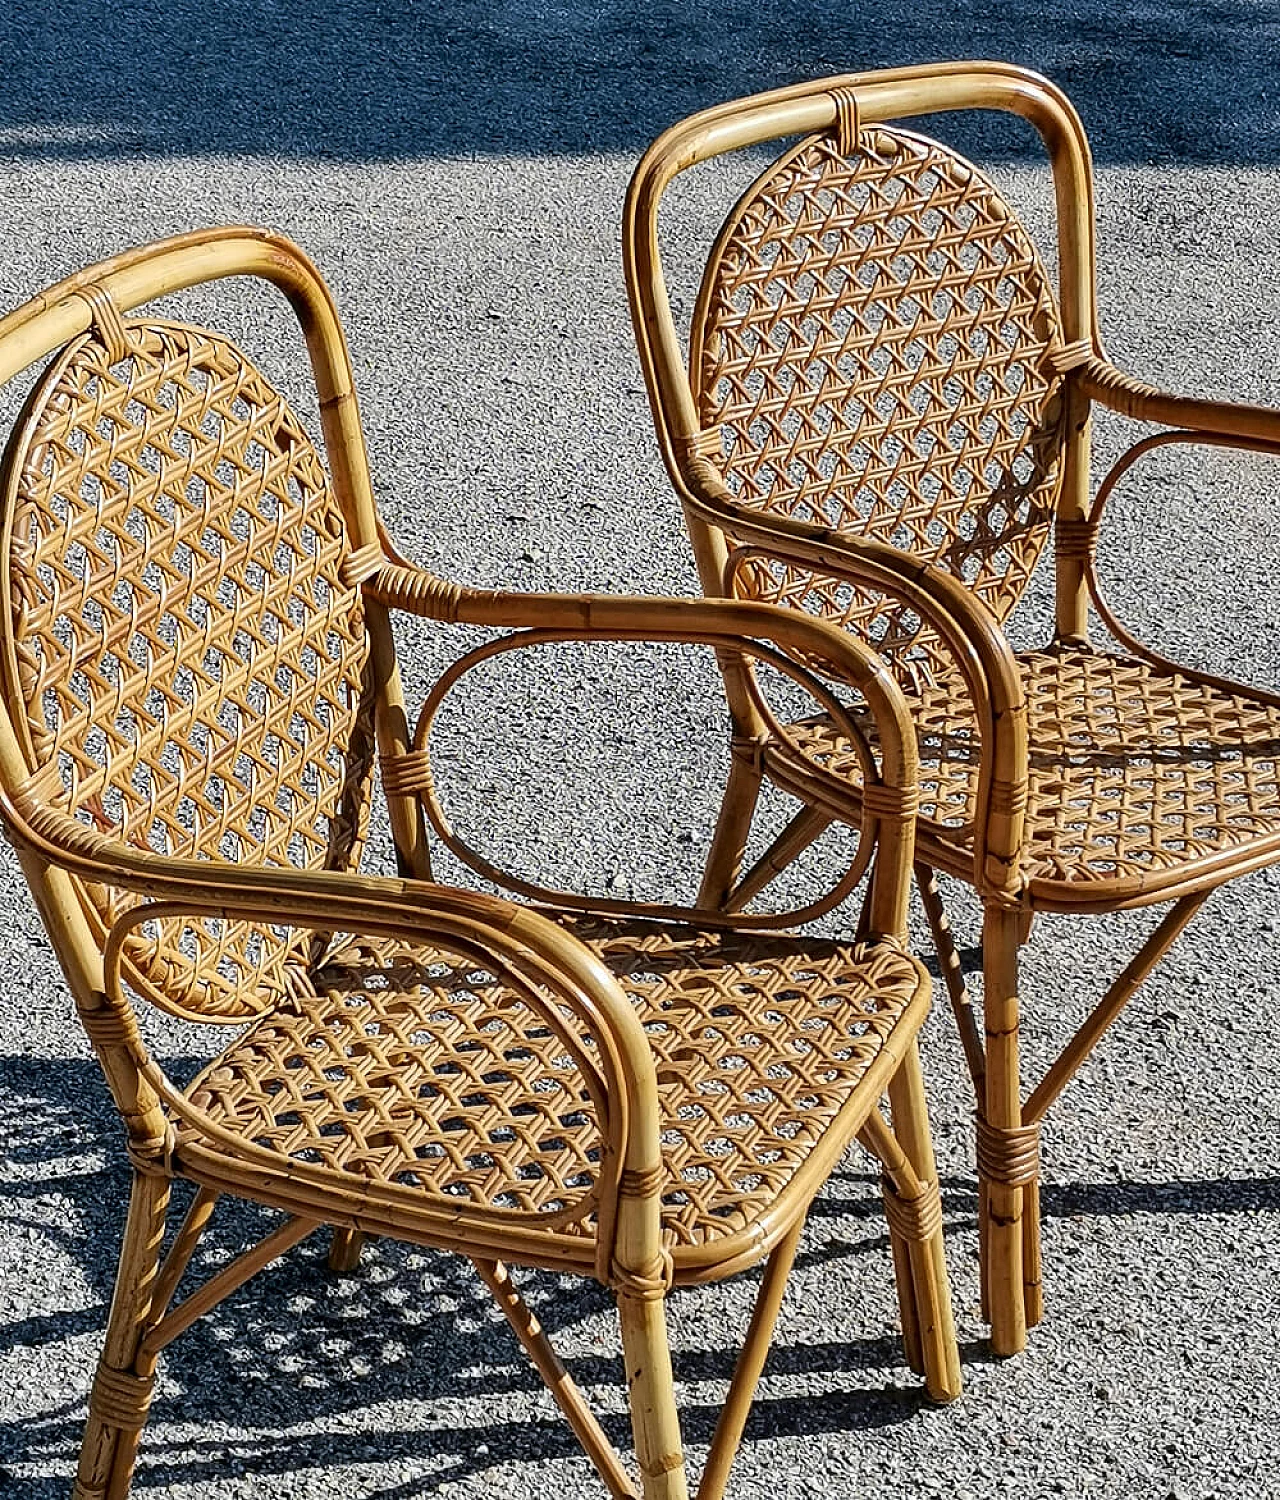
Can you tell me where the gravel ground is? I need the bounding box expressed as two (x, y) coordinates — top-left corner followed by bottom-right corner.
(2, 3), (1280, 1497)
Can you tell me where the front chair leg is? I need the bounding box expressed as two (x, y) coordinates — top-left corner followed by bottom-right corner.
(75, 1170), (171, 1500)
(616, 1278), (690, 1500)
(978, 904), (1040, 1356)
(860, 1048), (961, 1405)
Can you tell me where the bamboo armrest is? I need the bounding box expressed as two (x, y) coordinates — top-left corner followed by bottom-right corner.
(0, 782), (654, 1113)
(1079, 355), (1280, 445)
(368, 563), (921, 800)
(668, 509), (1029, 899)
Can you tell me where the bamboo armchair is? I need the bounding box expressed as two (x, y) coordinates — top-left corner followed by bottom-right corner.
(624, 60), (1280, 1358)
(0, 229), (959, 1500)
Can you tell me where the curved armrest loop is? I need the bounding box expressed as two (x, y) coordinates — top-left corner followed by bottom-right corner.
(0, 781), (670, 1276)
(408, 624), (884, 929)
(368, 567), (923, 925)
(681, 471), (1030, 900)
(101, 892), (655, 1282)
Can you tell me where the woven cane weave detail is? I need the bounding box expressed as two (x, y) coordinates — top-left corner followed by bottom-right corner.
(184, 938), (609, 1223)
(694, 128), (1064, 681)
(4, 321), (374, 1017)
(788, 647), (1280, 890)
(179, 920), (922, 1252)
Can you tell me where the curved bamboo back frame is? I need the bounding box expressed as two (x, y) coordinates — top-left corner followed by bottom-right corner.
(623, 61), (1101, 647)
(0, 316), (375, 1017)
(0, 228), (422, 1134)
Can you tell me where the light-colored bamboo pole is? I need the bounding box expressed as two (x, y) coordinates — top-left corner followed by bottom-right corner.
(149, 1188), (219, 1323)
(697, 741), (765, 909)
(1022, 1179), (1043, 1330)
(74, 1171), (170, 1500)
(328, 1227), (366, 1273)
(618, 1290), (689, 1500)
(473, 1258), (637, 1500)
(725, 803), (832, 912)
(887, 1194), (925, 1378)
(858, 1107), (960, 1403)
(981, 903), (1028, 1356)
(1024, 892), (1210, 1126)
(882, 1043), (962, 1401)
(697, 1219), (805, 1500)
(915, 863), (986, 1094)
(141, 1216), (319, 1356)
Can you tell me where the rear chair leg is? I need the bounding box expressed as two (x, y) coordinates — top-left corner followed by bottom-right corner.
(327, 1227), (365, 1272)
(862, 1043), (962, 1403)
(75, 1171), (170, 1500)
(697, 740), (763, 910)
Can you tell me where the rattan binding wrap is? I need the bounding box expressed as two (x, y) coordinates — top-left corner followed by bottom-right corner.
(691, 126), (1065, 683)
(1, 319), (375, 1019)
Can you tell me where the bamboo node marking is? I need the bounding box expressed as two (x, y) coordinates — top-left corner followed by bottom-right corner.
(641, 1450), (687, 1478)
(988, 779), (1029, 819)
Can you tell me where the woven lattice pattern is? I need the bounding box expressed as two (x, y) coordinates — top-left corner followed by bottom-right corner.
(790, 647), (1280, 892)
(180, 920), (922, 1252)
(693, 127), (1064, 677)
(3, 320), (374, 1016)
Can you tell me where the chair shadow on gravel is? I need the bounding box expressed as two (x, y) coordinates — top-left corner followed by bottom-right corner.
(0, 0), (1277, 167)
(4, 1054), (1280, 1495)
(0, 1057), (936, 1496)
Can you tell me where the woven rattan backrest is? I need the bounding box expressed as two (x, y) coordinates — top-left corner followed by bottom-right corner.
(689, 123), (1066, 679)
(0, 316), (375, 1019)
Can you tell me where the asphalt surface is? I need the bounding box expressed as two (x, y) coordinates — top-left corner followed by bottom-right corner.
(2, 3), (1280, 1497)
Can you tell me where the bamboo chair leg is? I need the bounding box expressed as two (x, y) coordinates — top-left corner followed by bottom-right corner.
(618, 1289), (690, 1500)
(697, 742), (763, 910)
(978, 1178), (991, 1323)
(873, 1044), (962, 1403)
(1022, 1180), (1043, 1329)
(697, 1219), (805, 1500)
(725, 804), (832, 913)
(980, 904), (1031, 1357)
(473, 1258), (637, 1500)
(914, 862), (986, 1096)
(327, 1227), (365, 1273)
(74, 1170), (171, 1500)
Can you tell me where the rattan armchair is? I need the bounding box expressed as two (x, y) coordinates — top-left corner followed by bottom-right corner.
(624, 60), (1280, 1357)
(0, 229), (959, 1500)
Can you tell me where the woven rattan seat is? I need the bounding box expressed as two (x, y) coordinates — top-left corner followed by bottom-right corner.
(0, 230), (958, 1500)
(790, 646), (1280, 902)
(625, 62), (1280, 1357)
(183, 922), (923, 1273)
